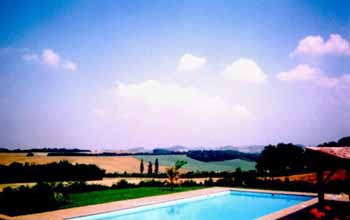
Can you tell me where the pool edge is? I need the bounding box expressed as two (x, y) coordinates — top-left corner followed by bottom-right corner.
(257, 197), (318, 220)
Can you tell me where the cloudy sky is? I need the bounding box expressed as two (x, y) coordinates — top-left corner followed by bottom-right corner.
(1, 0), (350, 149)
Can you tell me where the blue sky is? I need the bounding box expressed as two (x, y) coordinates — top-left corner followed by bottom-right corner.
(1, 0), (350, 149)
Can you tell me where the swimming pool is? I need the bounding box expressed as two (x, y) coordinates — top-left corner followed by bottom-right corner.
(69, 190), (313, 220)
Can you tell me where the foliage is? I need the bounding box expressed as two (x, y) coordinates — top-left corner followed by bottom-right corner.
(166, 160), (187, 190)
(182, 179), (200, 187)
(318, 136), (350, 147)
(280, 201), (350, 220)
(154, 158), (159, 174)
(139, 179), (165, 187)
(0, 148), (90, 153)
(256, 143), (307, 175)
(203, 177), (215, 186)
(65, 181), (109, 193)
(175, 160), (187, 169)
(26, 152), (34, 157)
(140, 159), (144, 174)
(112, 179), (136, 189)
(152, 148), (173, 155)
(0, 182), (68, 216)
(147, 161), (153, 175)
(186, 150), (259, 162)
(0, 160), (105, 183)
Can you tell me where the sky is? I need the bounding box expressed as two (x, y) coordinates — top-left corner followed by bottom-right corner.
(0, 0), (350, 149)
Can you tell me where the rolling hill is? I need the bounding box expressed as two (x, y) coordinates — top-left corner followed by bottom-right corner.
(134, 155), (256, 172)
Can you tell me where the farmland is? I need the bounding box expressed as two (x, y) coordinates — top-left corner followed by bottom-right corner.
(135, 155), (256, 172)
(0, 153), (256, 174)
(0, 153), (167, 173)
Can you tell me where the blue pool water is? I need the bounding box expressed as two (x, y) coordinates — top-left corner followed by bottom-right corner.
(69, 191), (312, 220)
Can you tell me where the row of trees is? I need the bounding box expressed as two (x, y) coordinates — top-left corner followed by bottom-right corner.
(0, 161), (105, 183)
(140, 159), (187, 190)
(318, 136), (350, 147)
(139, 158), (159, 175)
(186, 150), (259, 162)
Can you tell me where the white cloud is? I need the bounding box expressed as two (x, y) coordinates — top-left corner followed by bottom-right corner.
(223, 58), (267, 83)
(94, 80), (255, 145)
(115, 80), (254, 122)
(290, 34), (350, 57)
(63, 61), (77, 71)
(277, 64), (349, 88)
(42, 49), (61, 66)
(277, 64), (321, 82)
(23, 49), (77, 71)
(176, 53), (207, 72)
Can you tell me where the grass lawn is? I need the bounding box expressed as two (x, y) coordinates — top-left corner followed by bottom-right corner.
(62, 186), (205, 209)
(135, 155), (255, 172)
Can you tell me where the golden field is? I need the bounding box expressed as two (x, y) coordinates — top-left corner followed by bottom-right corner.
(0, 153), (167, 173)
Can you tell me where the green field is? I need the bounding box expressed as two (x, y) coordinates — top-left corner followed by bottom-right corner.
(134, 155), (256, 172)
(62, 187), (204, 209)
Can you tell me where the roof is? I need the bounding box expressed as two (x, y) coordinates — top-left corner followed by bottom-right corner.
(306, 147), (350, 160)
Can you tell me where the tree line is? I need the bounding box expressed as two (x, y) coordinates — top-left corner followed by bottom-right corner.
(0, 148), (90, 153)
(186, 150), (259, 162)
(318, 136), (350, 147)
(0, 161), (105, 183)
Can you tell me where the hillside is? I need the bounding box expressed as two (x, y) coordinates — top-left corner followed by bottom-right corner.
(0, 153), (166, 173)
(134, 155), (256, 172)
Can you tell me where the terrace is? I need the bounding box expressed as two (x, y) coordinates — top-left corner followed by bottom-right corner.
(0, 186), (347, 220)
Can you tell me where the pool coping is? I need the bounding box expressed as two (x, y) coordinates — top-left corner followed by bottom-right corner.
(4, 187), (348, 220)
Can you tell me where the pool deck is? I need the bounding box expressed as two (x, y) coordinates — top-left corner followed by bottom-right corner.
(2, 187), (349, 220)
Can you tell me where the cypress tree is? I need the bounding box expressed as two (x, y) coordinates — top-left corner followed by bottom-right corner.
(140, 159), (144, 174)
(155, 158), (159, 174)
(147, 161), (153, 175)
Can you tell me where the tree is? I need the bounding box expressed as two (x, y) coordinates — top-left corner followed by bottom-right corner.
(233, 167), (243, 186)
(26, 152), (34, 157)
(154, 158), (159, 174)
(140, 159), (144, 174)
(256, 143), (307, 176)
(166, 160), (187, 191)
(147, 161), (153, 175)
(338, 136), (350, 146)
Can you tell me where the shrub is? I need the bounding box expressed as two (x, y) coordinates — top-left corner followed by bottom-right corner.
(0, 160), (105, 183)
(112, 179), (136, 189)
(26, 152), (34, 157)
(0, 182), (68, 216)
(204, 177), (214, 186)
(182, 180), (199, 187)
(139, 179), (165, 187)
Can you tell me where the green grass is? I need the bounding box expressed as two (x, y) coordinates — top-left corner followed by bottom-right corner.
(134, 155), (256, 172)
(62, 187), (205, 209)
